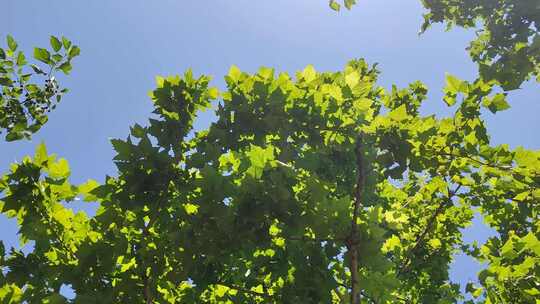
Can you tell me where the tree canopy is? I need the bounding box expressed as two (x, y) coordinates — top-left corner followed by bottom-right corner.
(1, 61), (539, 303)
(1, 2), (539, 304)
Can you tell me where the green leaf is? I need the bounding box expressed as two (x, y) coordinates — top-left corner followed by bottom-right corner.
(34, 47), (51, 64)
(44, 250), (58, 263)
(52, 53), (63, 63)
(522, 232), (540, 256)
(87, 231), (101, 243)
(119, 257), (137, 272)
(513, 191), (529, 201)
(513, 256), (536, 277)
(0, 284), (23, 302)
(428, 238), (442, 249)
(48, 158), (70, 179)
(0, 77), (12, 86)
(78, 179), (100, 202)
(251, 285), (264, 294)
(514, 147), (538, 167)
(344, 0), (356, 9)
(5, 131), (23, 141)
(269, 223), (281, 236)
(301, 64), (317, 83)
(61, 36), (71, 49)
(214, 285), (230, 298)
(6, 35), (17, 51)
(443, 94), (457, 106)
(384, 210), (409, 229)
(532, 189), (540, 200)
(329, 0), (341, 11)
(485, 93), (511, 113)
(16, 51), (26, 66)
(257, 66), (274, 80)
(227, 65), (242, 83)
(464, 131), (477, 146)
(110, 139), (131, 160)
(208, 87), (219, 99)
(345, 71), (360, 88)
(500, 238), (517, 259)
(50, 36), (62, 52)
(246, 145), (275, 179)
(381, 235), (401, 253)
(34, 142), (48, 165)
(58, 62), (72, 74)
(130, 123), (147, 138)
(184, 203), (199, 215)
(524, 288), (540, 296)
(388, 104), (408, 122)
(30, 64), (46, 75)
(68, 46), (80, 59)
(445, 74), (465, 94)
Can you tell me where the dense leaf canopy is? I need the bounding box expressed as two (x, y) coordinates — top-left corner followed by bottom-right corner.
(1, 60), (538, 303)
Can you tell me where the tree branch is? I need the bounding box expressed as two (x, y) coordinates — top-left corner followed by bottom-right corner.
(144, 273), (152, 304)
(347, 133), (365, 304)
(398, 185), (461, 275)
(285, 235), (345, 243)
(434, 151), (513, 171)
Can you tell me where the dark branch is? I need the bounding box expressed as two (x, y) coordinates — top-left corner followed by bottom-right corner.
(348, 133), (365, 304)
(285, 235), (345, 243)
(398, 185), (461, 275)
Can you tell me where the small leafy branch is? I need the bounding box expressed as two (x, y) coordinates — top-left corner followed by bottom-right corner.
(0, 35), (80, 141)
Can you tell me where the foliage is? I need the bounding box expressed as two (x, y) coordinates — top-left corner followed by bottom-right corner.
(421, 0), (540, 90)
(330, 0), (540, 90)
(0, 2), (538, 303)
(329, 0), (357, 11)
(0, 59), (538, 303)
(0, 35), (80, 141)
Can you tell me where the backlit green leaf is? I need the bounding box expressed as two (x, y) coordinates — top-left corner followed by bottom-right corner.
(34, 47), (51, 64)
(48, 158), (70, 179)
(6, 35), (17, 51)
(50, 36), (62, 52)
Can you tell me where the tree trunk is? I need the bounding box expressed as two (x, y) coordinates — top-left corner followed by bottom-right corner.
(349, 134), (364, 304)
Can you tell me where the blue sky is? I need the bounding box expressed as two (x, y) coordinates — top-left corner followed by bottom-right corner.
(2, 0), (539, 298)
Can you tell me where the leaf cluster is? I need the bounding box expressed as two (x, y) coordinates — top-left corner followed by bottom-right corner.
(0, 35), (80, 141)
(330, 0), (540, 90)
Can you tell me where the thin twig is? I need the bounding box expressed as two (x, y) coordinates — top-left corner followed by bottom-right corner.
(435, 151), (513, 170)
(286, 235), (345, 243)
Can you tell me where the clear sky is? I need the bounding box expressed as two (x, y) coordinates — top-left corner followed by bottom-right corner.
(2, 0), (539, 299)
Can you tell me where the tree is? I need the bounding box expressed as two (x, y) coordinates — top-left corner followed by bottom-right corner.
(0, 35), (80, 141)
(1, 2), (539, 303)
(1, 59), (538, 303)
(331, 0), (540, 90)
